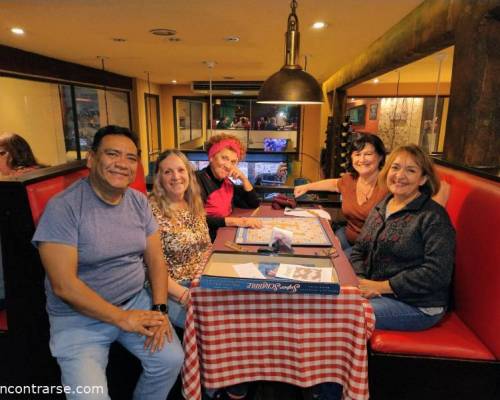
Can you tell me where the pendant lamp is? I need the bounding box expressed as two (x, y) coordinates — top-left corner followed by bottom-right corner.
(257, 0), (323, 104)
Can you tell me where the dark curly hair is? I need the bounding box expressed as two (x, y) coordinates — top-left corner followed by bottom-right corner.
(0, 133), (40, 170)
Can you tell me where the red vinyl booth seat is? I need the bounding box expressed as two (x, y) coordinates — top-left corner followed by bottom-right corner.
(27, 162), (147, 226)
(370, 165), (500, 361)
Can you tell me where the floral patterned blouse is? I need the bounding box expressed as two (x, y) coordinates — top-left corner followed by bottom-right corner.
(150, 200), (212, 282)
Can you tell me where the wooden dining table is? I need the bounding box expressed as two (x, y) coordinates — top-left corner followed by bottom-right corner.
(181, 205), (375, 400)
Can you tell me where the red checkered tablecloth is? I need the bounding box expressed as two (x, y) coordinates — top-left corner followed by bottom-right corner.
(181, 286), (375, 400)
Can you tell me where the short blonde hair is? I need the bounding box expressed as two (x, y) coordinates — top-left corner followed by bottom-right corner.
(379, 144), (440, 196)
(149, 150), (205, 219)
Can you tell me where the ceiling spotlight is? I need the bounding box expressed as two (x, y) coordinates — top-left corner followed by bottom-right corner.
(224, 36), (240, 42)
(11, 27), (25, 35)
(112, 38), (127, 42)
(223, 76), (235, 80)
(373, 78), (380, 84)
(171, 80), (177, 84)
(230, 91), (244, 95)
(312, 21), (327, 29)
(149, 28), (176, 36)
(169, 37), (181, 42)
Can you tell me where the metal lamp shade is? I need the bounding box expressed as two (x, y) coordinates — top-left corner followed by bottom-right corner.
(257, 67), (323, 104)
(257, 1), (323, 104)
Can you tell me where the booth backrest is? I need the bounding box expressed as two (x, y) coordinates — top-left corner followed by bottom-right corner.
(26, 162), (147, 226)
(436, 165), (500, 359)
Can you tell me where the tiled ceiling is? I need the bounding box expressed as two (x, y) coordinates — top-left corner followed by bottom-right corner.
(0, 0), (424, 84)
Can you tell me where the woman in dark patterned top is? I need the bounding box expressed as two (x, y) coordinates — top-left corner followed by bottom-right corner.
(196, 133), (262, 241)
(149, 150), (211, 328)
(351, 144), (455, 331)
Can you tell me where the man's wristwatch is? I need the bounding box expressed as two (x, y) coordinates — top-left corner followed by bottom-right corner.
(151, 303), (168, 315)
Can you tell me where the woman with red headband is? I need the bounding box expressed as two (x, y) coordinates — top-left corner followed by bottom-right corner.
(196, 133), (262, 241)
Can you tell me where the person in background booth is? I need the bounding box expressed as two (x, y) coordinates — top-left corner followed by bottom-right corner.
(254, 162), (288, 185)
(196, 133), (262, 241)
(149, 150), (211, 329)
(32, 125), (184, 400)
(216, 116), (230, 129)
(351, 144), (455, 330)
(294, 132), (387, 257)
(0, 132), (45, 307)
(0, 132), (44, 177)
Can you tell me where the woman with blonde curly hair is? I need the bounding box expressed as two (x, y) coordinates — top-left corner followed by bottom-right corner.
(149, 149), (211, 328)
(197, 133), (262, 241)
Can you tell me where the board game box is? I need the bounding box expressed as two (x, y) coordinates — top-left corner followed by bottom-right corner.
(199, 252), (340, 295)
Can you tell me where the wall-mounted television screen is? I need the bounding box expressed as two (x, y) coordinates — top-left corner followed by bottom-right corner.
(263, 138), (288, 152)
(348, 105), (366, 125)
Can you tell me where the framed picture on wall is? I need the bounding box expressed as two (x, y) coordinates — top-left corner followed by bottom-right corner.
(369, 103), (378, 120)
(348, 105), (366, 125)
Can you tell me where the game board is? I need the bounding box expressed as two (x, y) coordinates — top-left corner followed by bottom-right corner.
(235, 217), (331, 246)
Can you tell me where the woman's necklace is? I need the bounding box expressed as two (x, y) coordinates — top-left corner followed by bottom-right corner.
(356, 177), (377, 204)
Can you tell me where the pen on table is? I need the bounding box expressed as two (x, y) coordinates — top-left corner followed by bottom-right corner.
(250, 206), (261, 217)
(306, 209), (322, 218)
(224, 241), (247, 252)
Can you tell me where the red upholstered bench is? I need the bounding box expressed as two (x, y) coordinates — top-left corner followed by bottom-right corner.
(368, 164), (500, 400)
(27, 162), (147, 225)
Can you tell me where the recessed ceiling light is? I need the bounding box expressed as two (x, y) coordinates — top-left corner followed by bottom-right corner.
(223, 76), (235, 80)
(224, 36), (240, 42)
(169, 37), (181, 42)
(312, 22), (327, 29)
(230, 90), (244, 95)
(171, 80), (177, 84)
(351, 98), (355, 101)
(11, 27), (25, 35)
(150, 28), (176, 36)
(373, 78), (380, 84)
(112, 38), (127, 42)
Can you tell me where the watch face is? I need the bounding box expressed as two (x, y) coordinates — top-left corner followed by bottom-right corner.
(152, 304), (168, 313)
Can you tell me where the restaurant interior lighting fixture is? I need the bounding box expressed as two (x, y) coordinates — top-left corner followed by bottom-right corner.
(257, 0), (323, 104)
(224, 35), (240, 42)
(150, 28), (176, 36)
(373, 78), (380, 84)
(204, 61), (216, 138)
(11, 27), (25, 35)
(97, 56), (110, 125)
(312, 21), (327, 29)
(171, 79), (177, 84)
